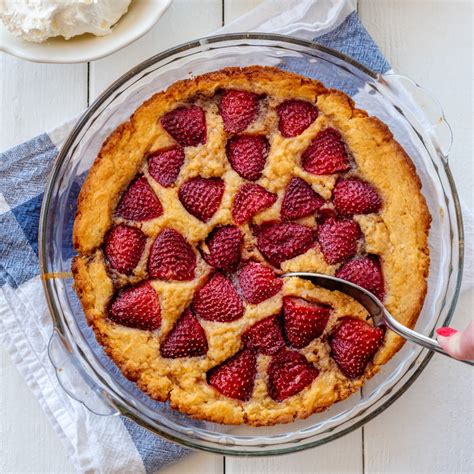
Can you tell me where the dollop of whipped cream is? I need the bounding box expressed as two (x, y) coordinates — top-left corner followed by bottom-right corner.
(0, 0), (132, 43)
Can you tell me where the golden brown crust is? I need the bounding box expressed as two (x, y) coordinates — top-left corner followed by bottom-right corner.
(72, 66), (430, 425)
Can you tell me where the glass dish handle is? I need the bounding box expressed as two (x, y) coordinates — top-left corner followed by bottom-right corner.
(380, 73), (453, 160)
(48, 330), (120, 416)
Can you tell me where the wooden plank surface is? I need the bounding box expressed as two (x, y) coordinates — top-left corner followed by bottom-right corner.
(1, 1), (473, 473)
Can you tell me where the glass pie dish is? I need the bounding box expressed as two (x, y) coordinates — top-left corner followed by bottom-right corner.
(39, 34), (464, 456)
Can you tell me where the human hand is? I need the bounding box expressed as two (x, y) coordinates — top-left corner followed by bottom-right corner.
(436, 322), (474, 361)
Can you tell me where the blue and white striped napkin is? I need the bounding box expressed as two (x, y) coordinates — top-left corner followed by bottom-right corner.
(1, 1), (471, 472)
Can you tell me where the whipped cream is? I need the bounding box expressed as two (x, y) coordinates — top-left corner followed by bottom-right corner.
(0, 0), (131, 43)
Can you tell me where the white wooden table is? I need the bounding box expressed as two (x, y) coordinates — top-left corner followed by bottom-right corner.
(1, 1), (473, 473)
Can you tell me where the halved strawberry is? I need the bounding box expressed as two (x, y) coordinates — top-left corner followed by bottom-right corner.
(281, 177), (325, 220)
(160, 308), (208, 358)
(161, 105), (206, 147)
(104, 224), (146, 275)
(178, 177), (224, 222)
(226, 135), (269, 181)
(254, 221), (314, 267)
(242, 316), (285, 355)
(202, 225), (243, 272)
(219, 90), (259, 133)
(109, 281), (161, 331)
(336, 255), (384, 300)
(148, 228), (196, 281)
(193, 273), (244, 322)
(268, 350), (319, 401)
(282, 296), (330, 348)
(277, 100), (318, 137)
(301, 128), (350, 175)
(238, 262), (283, 304)
(116, 176), (163, 221)
(317, 216), (360, 264)
(148, 147), (185, 187)
(333, 178), (382, 216)
(207, 349), (257, 401)
(232, 183), (277, 225)
(329, 316), (384, 379)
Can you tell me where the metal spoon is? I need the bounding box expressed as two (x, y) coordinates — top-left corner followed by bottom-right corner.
(282, 272), (474, 366)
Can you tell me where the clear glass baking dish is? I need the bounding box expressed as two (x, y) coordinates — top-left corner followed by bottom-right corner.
(39, 34), (464, 456)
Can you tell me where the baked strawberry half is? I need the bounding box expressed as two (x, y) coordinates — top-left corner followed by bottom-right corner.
(104, 224), (146, 275)
(148, 228), (196, 281)
(317, 216), (361, 264)
(301, 128), (350, 175)
(116, 176), (163, 221)
(109, 281), (161, 331)
(238, 262), (283, 304)
(282, 296), (331, 348)
(242, 316), (286, 355)
(333, 177), (382, 216)
(226, 135), (269, 181)
(161, 105), (206, 147)
(277, 100), (318, 137)
(208, 349), (257, 401)
(232, 183), (277, 225)
(329, 316), (384, 379)
(281, 177), (325, 220)
(336, 255), (384, 300)
(193, 273), (244, 322)
(178, 177), (224, 222)
(202, 225), (243, 272)
(254, 221), (314, 267)
(268, 350), (319, 401)
(160, 308), (208, 358)
(219, 90), (259, 133)
(148, 146), (185, 187)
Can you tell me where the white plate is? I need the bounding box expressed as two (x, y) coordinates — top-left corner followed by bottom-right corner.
(0, 0), (172, 63)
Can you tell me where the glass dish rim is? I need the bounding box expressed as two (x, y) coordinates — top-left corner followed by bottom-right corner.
(39, 32), (465, 456)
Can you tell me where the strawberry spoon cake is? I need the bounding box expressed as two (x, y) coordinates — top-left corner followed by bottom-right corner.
(72, 66), (430, 425)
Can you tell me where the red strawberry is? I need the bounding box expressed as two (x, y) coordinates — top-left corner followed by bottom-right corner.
(238, 262), (283, 304)
(161, 105), (206, 147)
(336, 255), (384, 300)
(281, 177), (325, 220)
(254, 221), (314, 267)
(329, 316), (384, 379)
(282, 296), (330, 348)
(148, 228), (196, 281)
(219, 90), (259, 133)
(116, 176), (163, 221)
(268, 350), (319, 401)
(226, 135), (269, 181)
(277, 100), (318, 137)
(160, 308), (208, 358)
(104, 224), (146, 274)
(109, 281), (161, 331)
(193, 273), (244, 322)
(203, 225), (243, 271)
(232, 184), (277, 225)
(178, 177), (224, 222)
(333, 178), (382, 216)
(242, 316), (285, 355)
(317, 216), (361, 264)
(148, 147), (185, 187)
(301, 128), (350, 175)
(207, 349), (257, 401)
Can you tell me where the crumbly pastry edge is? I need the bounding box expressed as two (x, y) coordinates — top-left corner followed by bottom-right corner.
(71, 66), (431, 426)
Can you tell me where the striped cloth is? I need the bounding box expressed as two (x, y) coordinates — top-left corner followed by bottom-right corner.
(1, 1), (471, 472)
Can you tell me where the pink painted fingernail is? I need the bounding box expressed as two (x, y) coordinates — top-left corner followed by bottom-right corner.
(436, 327), (458, 337)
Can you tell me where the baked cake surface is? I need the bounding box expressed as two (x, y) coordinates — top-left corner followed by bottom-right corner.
(72, 66), (430, 426)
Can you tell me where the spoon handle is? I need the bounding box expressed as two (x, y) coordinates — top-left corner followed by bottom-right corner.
(383, 311), (474, 366)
